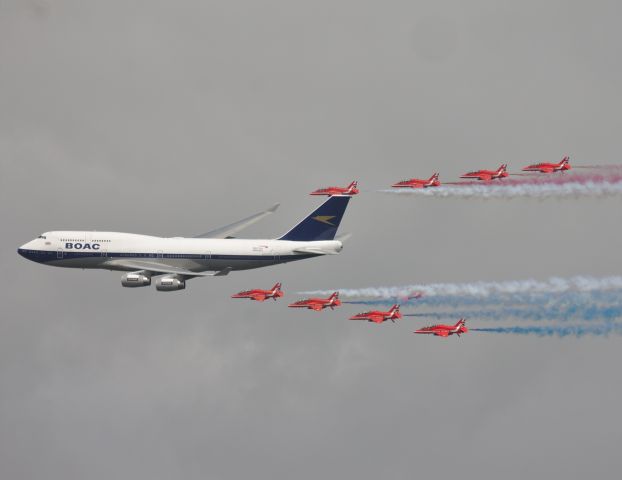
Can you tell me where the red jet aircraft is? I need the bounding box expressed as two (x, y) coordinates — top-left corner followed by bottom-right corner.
(522, 156), (571, 173)
(349, 304), (402, 323)
(414, 318), (468, 337)
(288, 292), (341, 311)
(392, 173), (440, 189)
(460, 164), (508, 181)
(231, 283), (283, 302)
(310, 181), (359, 196)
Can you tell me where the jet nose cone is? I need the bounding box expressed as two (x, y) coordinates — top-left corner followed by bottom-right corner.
(17, 247), (27, 258)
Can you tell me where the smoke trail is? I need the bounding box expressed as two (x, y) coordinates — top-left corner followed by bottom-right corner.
(403, 303), (622, 322)
(300, 276), (622, 299)
(444, 171), (622, 187)
(471, 323), (622, 337)
(343, 289), (622, 309)
(379, 180), (622, 199)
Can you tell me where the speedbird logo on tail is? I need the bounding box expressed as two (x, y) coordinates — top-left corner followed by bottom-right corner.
(312, 215), (336, 226)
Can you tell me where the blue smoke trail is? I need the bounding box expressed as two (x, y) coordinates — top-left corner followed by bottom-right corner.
(403, 303), (622, 322)
(471, 323), (622, 338)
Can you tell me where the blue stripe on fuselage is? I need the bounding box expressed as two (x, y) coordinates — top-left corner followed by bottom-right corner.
(17, 248), (318, 265)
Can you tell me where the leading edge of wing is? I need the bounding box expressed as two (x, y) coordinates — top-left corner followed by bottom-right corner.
(194, 203), (280, 239)
(105, 259), (219, 277)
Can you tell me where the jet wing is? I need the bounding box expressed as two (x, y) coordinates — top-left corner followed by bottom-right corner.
(105, 259), (227, 277)
(194, 203), (279, 239)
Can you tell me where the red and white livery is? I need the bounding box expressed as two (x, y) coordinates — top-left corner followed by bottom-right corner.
(414, 318), (468, 337)
(288, 292), (341, 311)
(231, 283), (283, 302)
(460, 164), (508, 181)
(349, 304), (402, 323)
(392, 173), (440, 189)
(310, 181), (359, 197)
(522, 156), (571, 173)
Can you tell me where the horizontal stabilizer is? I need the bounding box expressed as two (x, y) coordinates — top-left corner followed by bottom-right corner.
(335, 232), (352, 243)
(293, 247), (339, 255)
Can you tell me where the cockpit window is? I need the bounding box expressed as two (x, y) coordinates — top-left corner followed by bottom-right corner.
(38, 235), (47, 239)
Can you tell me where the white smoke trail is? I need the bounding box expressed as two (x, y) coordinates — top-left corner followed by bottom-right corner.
(379, 180), (622, 198)
(299, 276), (622, 299)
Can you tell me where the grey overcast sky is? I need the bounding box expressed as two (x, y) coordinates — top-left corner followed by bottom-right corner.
(2, 1), (622, 479)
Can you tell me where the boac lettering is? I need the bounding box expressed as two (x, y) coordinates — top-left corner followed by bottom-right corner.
(65, 243), (100, 250)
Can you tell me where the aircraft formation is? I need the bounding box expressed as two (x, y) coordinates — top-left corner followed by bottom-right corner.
(231, 283), (471, 338)
(388, 156), (571, 189)
(17, 154), (618, 338)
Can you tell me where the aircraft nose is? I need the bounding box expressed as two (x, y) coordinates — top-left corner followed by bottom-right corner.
(18, 240), (36, 259)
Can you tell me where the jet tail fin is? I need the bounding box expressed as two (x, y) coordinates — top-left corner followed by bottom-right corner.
(278, 196), (351, 241)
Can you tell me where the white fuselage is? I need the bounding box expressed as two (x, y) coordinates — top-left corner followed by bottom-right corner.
(18, 231), (343, 273)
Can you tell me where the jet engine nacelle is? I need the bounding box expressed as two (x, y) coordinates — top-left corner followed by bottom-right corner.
(155, 276), (186, 292)
(121, 272), (151, 287)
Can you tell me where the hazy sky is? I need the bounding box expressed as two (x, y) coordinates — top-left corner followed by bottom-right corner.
(2, 1), (622, 479)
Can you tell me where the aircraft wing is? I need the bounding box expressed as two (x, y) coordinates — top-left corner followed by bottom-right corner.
(105, 259), (229, 277)
(194, 203), (280, 239)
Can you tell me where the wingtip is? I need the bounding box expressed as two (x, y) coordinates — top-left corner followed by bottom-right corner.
(268, 203), (280, 213)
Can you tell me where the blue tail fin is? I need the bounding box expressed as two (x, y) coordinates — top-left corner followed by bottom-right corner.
(278, 196), (351, 241)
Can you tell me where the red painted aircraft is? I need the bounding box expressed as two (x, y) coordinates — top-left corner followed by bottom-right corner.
(349, 304), (402, 323)
(522, 156), (571, 173)
(288, 292), (341, 311)
(231, 283), (283, 302)
(392, 173), (440, 189)
(310, 181), (359, 196)
(414, 318), (468, 337)
(460, 164), (508, 181)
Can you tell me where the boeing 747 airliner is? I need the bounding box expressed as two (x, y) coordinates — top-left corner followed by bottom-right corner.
(18, 196), (351, 291)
